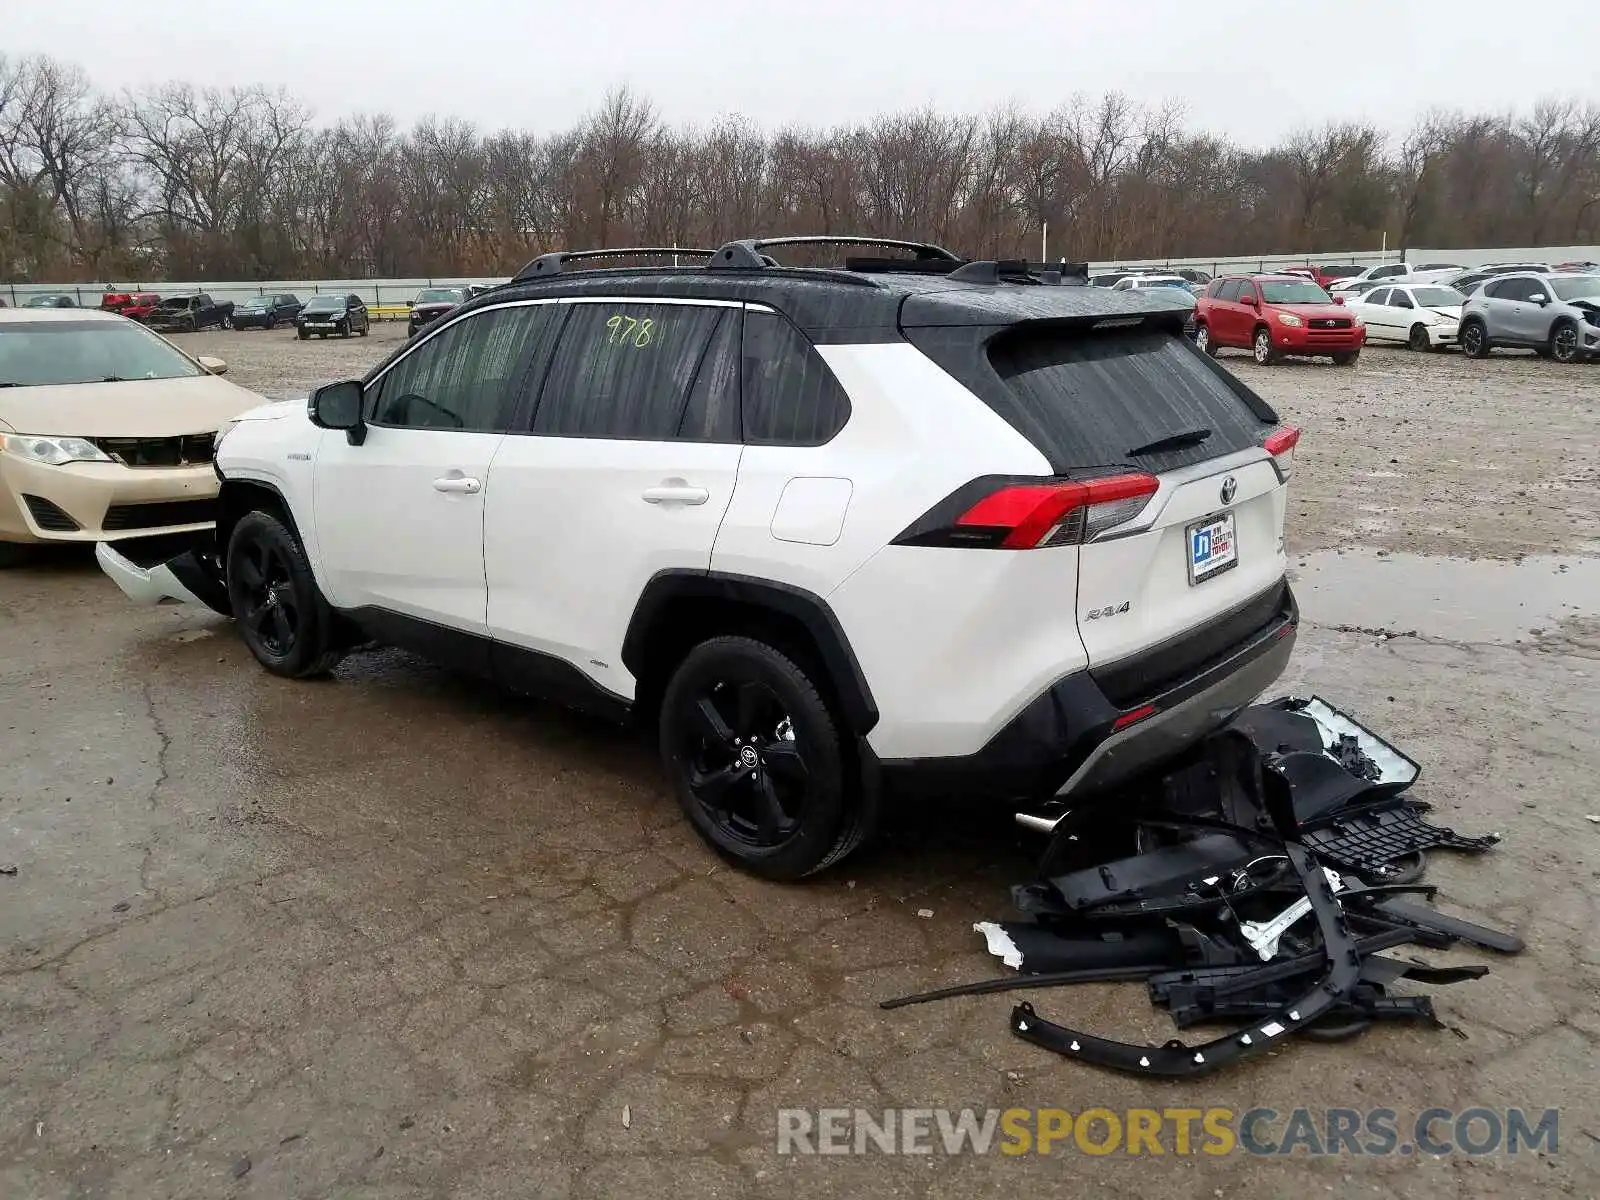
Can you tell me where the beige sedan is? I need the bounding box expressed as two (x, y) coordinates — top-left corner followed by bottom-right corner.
(0, 308), (266, 565)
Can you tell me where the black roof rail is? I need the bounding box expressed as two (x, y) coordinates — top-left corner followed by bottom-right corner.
(512, 247), (717, 282)
(708, 234), (962, 271)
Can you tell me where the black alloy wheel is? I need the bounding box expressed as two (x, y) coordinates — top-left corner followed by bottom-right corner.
(232, 535), (300, 659)
(660, 636), (863, 879)
(1550, 319), (1580, 363)
(684, 678), (807, 846)
(225, 510), (344, 678)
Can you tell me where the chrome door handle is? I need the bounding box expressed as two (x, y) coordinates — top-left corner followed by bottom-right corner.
(432, 476), (482, 494)
(641, 485), (709, 505)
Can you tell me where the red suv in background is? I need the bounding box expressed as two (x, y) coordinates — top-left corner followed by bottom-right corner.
(100, 291), (162, 322)
(1194, 275), (1365, 365)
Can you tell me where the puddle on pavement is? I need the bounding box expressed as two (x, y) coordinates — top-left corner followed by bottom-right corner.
(1290, 549), (1600, 643)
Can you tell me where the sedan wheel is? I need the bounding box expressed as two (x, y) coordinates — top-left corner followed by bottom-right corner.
(1408, 324), (1431, 352)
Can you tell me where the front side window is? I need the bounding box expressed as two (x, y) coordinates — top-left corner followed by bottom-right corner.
(0, 319), (205, 386)
(532, 302), (726, 440)
(1216, 280), (1244, 302)
(1387, 291), (1415, 309)
(370, 304), (554, 432)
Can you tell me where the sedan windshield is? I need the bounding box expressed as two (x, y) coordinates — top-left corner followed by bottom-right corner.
(1259, 281), (1332, 304)
(417, 289), (465, 304)
(1410, 287), (1466, 307)
(1550, 275), (1600, 301)
(0, 320), (204, 386)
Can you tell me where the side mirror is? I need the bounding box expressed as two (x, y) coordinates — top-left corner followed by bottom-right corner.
(309, 380), (366, 445)
(1333, 295), (1345, 305)
(406, 299), (415, 308)
(1529, 293), (1548, 305)
(197, 356), (228, 375)
(1240, 293), (1258, 307)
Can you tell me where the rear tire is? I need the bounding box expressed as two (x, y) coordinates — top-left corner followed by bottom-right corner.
(1252, 326), (1276, 365)
(659, 635), (867, 880)
(225, 510), (344, 679)
(1461, 319), (1490, 358)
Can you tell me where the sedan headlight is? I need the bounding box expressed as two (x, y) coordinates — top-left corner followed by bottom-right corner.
(1276, 312), (1304, 327)
(0, 433), (112, 466)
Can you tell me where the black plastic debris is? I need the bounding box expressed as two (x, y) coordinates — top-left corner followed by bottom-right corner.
(879, 695), (1519, 1077)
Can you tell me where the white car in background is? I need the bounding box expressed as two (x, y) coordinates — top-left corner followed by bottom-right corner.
(1342, 283), (1466, 350)
(1111, 274), (1196, 295)
(1327, 262), (1415, 295)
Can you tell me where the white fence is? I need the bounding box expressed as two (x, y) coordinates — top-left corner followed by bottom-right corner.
(6, 245), (1597, 307)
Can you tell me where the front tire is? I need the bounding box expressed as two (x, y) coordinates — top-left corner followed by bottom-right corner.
(1252, 326), (1276, 365)
(0, 540), (33, 569)
(1461, 319), (1490, 358)
(659, 635), (866, 880)
(298, 330), (309, 340)
(225, 510), (344, 679)
(1194, 324), (1215, 356)
(1550, 319), (1581, 363)
(1332, 350), (1360, 366)
(1408, 324), (1431, 352)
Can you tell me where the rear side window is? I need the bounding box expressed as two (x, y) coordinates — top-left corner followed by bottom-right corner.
(741, 310), (850, 445)
(534, 302), (723, 440)
(981, 326), (1278, 473)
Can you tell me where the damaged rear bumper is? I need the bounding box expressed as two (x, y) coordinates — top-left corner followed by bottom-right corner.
(96, 534), (231, 615)
(881, 582), (1299, 804)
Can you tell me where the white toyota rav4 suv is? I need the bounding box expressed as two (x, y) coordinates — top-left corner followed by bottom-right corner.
(99, 237), (1301, 879)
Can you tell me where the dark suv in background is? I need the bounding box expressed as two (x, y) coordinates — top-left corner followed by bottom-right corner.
(295, 294), (371, 340)
(407, 287), (475, 337)
(234, 294), (304, 330)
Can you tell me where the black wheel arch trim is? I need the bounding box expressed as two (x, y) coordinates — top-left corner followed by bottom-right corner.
(622, 569), (879, 736)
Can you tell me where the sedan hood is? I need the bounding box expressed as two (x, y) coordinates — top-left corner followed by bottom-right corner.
(0, 374), (267, 438)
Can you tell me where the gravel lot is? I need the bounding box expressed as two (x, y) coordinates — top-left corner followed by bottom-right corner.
(1, 326), (1597, 1198)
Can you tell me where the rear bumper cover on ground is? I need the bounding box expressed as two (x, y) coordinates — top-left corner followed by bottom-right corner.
(880, 581), (1299, 804)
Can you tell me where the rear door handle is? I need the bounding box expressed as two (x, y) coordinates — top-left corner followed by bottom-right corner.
(641, 485), (709, 506)
(433, 475), (482, 494)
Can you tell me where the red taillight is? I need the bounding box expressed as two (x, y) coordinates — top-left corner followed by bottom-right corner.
(1265, 423), (1300, 481)
(950, 472), (1159, 549)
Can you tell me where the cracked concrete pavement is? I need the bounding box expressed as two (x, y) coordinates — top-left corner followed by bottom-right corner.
(1, 330), (1597, 1197)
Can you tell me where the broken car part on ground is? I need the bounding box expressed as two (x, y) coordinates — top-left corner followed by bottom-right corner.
(882, 696), (1520, 1078)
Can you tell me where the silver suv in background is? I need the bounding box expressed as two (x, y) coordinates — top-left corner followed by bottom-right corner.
(1459, 272), (1600, 362)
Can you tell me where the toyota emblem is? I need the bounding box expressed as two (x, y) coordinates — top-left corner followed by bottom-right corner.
(1220, 476), (1238, 504)
(740, 746), (759, 767)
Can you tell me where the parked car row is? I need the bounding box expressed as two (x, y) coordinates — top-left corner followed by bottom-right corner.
(1190, 266), (1600, 364)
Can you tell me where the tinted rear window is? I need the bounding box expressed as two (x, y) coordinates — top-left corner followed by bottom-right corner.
(981, 326), (1279, 473)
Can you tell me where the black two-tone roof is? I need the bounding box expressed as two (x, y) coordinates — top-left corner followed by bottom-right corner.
(362, 237), (1193, 380)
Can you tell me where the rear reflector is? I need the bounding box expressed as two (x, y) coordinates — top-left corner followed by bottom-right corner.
(1112, 703), (1158, 731)
(943, 473), (1160, 549)
(1265, 424), (1301, 481)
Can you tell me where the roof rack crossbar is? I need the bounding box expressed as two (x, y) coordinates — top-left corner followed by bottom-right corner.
(708, 234), (962, 271)
(513, 247), (718, 281)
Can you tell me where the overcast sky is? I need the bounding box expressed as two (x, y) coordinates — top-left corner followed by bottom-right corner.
(8, 0), (1597, 146)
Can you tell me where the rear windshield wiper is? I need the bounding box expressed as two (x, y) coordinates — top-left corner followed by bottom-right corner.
(1127, 428), (1212, 457)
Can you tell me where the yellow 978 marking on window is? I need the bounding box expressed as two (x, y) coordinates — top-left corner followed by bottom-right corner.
(605, 314), (655, 347)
